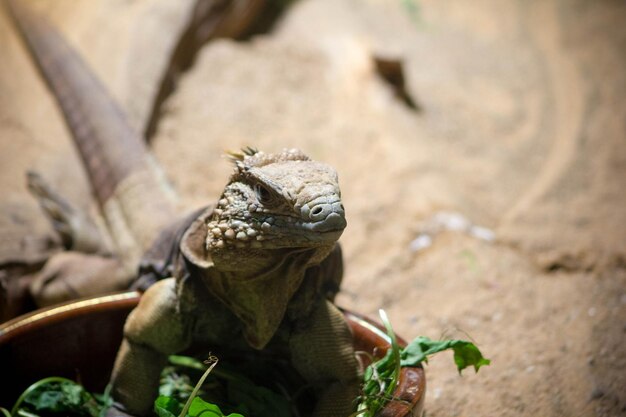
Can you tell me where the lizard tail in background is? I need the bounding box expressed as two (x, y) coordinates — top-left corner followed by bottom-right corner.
(4, 0), (179, 269)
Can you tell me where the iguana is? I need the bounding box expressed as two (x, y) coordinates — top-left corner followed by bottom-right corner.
(5, 1), (360, 416)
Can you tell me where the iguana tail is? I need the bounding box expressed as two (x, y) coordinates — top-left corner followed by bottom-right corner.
(5, 0), (178, 267)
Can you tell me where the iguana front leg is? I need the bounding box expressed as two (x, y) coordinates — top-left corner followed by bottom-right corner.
(108, 278), (191, 416)
(289, 298), (361, 417)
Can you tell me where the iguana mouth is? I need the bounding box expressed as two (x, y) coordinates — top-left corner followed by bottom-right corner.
(295, 225), (345, 243)
(301, 213), (347, 233)
(262, 202), (347, 246)
(254, 215), (346, 247)
(291, 217), (346, 242)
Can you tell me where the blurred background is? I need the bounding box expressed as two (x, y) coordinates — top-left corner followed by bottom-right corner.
(1, 0), (625, 416)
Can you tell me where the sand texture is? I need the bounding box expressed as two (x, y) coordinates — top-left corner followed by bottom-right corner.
(1, 0), (625, 415)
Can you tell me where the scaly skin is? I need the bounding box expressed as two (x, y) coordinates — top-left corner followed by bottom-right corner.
(7, 2), (360, 415)
(5, 0), (171, 211)
(110, 149), (359, 417)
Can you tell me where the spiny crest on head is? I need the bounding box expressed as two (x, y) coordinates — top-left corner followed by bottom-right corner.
(226, 147), (311, 174)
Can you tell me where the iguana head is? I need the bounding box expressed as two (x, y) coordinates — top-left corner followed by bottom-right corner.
(179, 148), (346, 348)
(205, 148), (346, 254)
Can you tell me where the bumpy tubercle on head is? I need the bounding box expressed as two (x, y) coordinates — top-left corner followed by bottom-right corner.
(203, 148), (345, 255)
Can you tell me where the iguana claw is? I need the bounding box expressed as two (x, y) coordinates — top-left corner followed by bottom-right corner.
(27, 171), (109, 254)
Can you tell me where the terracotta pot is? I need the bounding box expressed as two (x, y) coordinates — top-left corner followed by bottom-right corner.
(0, 291), (425, 416)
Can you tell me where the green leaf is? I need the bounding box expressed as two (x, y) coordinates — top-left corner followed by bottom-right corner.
(187, 397), (223, 416)
(358, 312), (490, 416)
(452, 342), (491, 373)
(157, 354), (301, 417)
(168, 355), (209, 372)
(12, 377), (103, 417)
(400, 336), (490, 373)
(154, 395), (247, 417)
(14, 411), (40, 417)
(159, 367), (198, 401)
(378, 310), (401, 397)
(357, 311), (407, 417)
(94, 384), (113, 417)
(154, 395), (183, 417)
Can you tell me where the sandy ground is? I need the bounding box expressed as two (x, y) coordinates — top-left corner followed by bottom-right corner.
(1, 0), (625, 416)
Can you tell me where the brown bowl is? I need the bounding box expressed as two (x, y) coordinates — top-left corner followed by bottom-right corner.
(0, 291), (425, 416)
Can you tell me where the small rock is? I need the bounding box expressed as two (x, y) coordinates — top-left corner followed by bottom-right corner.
(409, 234), (432, 252)
(590, 387), (605, 400)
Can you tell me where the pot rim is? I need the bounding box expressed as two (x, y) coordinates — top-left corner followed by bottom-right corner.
(0, 291), (426, 417)
(0, 291), (140, 341)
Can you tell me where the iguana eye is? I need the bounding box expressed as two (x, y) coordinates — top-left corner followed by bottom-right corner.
(255, 184), (272, 205)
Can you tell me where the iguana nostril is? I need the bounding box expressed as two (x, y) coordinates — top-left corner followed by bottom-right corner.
(308, 204), (331, 221)
(301, 196), (345, 224)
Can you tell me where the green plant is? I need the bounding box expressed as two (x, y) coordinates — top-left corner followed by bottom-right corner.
(4, 377), (111, 417)
(154, 354), (248, 417)
(355, 310), (490, 417)
(2, 311), (489, 417)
